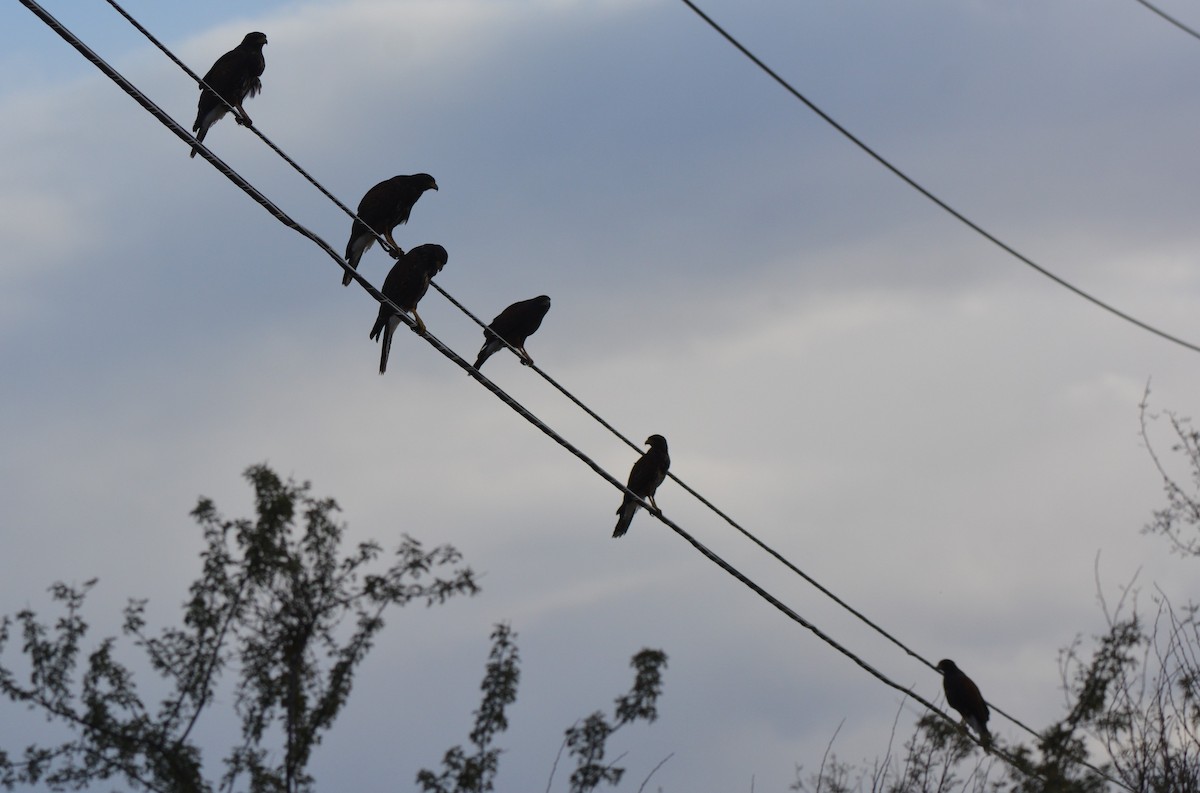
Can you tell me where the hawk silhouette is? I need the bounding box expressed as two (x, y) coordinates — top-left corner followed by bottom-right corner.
(368, 244), (448, 374)
(473, 295), (552, 370)
(190, 32), (267, 158)
(343, 174), (439, 286)
(936, 659), (992, 750)
(613, 435), (670, 538)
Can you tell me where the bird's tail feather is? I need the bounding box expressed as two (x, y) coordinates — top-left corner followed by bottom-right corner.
(343, 233), (372, 286)
(473, 340), (500, 370)
(189, 126), (205, 158)
(613, 499), (637, 538)
(189, 105), (224, 158)
(379, 316), (400, 374)
(967, 717), (992, 751)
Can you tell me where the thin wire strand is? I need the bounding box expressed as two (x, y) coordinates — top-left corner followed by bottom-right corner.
(677, 0), (1200, 356)
(1134, 0), (1200, 40)
(23, 5), (1128, 788)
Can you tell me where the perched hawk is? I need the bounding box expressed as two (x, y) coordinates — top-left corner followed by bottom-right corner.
(190, 32), (267, 158)
(368, 244), (448, 374)
(613, 435), (670, 538)
(473, 295), (552, 370)
(343, 174), (439, 286)
(936, 659), (992, 750)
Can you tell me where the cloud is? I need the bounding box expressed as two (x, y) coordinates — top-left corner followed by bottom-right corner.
(4, 1), (1200, 790)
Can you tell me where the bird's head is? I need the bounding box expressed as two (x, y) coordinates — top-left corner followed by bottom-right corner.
(244, 32), (268, 48)
(409, 243), (448, 275)
(534, 295), (551, 310)
(413, 173), (438, 192)
(645, 434), (668, 450)
(936, 659), (958, 675)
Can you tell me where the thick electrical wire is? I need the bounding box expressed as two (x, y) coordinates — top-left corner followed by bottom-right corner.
(83, 12), (1164, 760)
(101, 0), (971, 709)
(26, 0), (940, 716)
(678, 0), (1200, 357)
(53, 0), (1072, 760)
(19, 11), (1038, 759)
(1134, 0), (1200, 40)
(101, 0), (960, 694)
(19, 4), (1130, 788)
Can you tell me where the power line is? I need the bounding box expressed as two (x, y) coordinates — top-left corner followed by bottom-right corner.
(16, 11), (1035, 762)
(677, 0), (1200, 357)
(1134, 0), (1200, 41)
(85, 9), (1152, 744)
(111, 7), (1191, 752)
(101, 0), (976, 707)
(18, 4), (1129, 789)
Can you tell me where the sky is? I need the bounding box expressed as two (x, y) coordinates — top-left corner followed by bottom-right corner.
(3, 0), (1200, 790)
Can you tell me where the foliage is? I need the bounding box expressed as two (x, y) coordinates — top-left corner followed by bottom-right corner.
(1142, 397), (1200, 558)
(416, 623), (521, 793)
(1043, 586), (1200, 793)
(791, 711), (994, 793)
(561, 648), (669, 793)
(0, 463), (479, 793)
(419, 630), (669, 793)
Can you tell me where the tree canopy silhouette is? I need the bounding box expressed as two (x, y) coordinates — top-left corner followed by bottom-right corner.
(0, 463), (479, 793)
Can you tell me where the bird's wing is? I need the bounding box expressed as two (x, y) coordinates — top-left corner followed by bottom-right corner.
(487, 303), (526, 340)
(626, 452), (660, 498)
(203, 50), (245, 93)
(489, 299), (549, 344)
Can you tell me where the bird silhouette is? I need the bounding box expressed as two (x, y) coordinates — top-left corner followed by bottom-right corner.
(191, 32), (267, 158)
(937, 659), (992, 750)
(343, 174), (438, 286)
(474, 295), (552, 370)
(368, 244), (448, 374)
(613, 435), (670, 538)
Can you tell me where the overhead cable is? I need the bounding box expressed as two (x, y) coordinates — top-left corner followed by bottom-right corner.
(677, 0), (1200, 356)
(103, 0), (971, 708)
(1134, 0), (1200, 41)
(17, 4), (1129, 788)
(91, 13), (1187, 753)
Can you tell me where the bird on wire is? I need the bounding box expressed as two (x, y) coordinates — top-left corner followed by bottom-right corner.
(190, 32), (267, 158)
(473, 295), (552, 370)
(368, 244), (448, 374)
(936, 659), (992, 751)
(613, 434), (670, 538)
(343, 173), (439, 286)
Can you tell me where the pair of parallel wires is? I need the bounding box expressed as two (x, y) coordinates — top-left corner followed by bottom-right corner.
(25, 0), (1183, 788)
